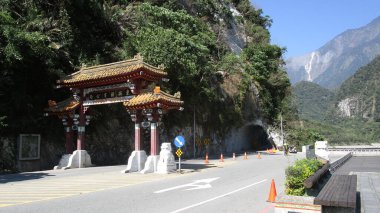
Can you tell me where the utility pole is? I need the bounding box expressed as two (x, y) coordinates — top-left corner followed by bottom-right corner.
(193, 105), (196, 158)
(280, 114), (284, 146)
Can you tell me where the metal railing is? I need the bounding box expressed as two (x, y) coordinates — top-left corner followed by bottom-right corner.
(328, 148), (380, 153)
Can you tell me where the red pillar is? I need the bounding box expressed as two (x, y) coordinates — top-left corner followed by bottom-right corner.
(135, 123), (141, 151)
(77, 127), (85, 150)
(76, 94), (86, 150)
(150, 122), (158, 155)
(65, 126), (74, 154)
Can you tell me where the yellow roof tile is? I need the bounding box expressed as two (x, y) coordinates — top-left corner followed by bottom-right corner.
(124, 90), (183, 109)
(57, 54), (167, 87)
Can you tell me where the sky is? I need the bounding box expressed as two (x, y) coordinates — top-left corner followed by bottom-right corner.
(251, 0), (380, 58)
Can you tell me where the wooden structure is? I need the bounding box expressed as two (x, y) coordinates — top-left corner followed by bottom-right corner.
(45, 54), (183, 171)
(314, 174), (357, 213)
(304, 162), (330, 189)
(45, 98), (80, 154)
(124, 88), (183, 155)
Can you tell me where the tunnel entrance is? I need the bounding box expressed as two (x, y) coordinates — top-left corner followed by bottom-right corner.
(242, 124), (273, 150)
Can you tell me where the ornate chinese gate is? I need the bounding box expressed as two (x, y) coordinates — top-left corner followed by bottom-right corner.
(45, 54), (183, 172)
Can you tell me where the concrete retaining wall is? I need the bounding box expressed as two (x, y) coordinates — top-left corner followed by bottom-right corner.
(275, 195), (321, 213)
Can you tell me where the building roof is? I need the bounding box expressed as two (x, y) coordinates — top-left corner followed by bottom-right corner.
(44, 97), (80, 116)
(124, 87), (183, 110)
(57, 54), (167, 88)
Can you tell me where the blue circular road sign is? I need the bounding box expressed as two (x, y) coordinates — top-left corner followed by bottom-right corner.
(174, 136), (185, 148)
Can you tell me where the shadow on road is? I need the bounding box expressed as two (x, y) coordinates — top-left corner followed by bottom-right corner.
(179, 163), (217, 171)
(0, 172), (55, 184)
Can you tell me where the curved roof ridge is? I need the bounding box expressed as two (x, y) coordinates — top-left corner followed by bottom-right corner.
(45, 97), (80, 113)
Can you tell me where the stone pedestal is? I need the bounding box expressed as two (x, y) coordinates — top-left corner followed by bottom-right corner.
(141, 155), (159, 174)
(59, 150), (92, 169)
(157, 143), (176, 174)
(121, 150), (147, 173)
(54, 154), (72, 170)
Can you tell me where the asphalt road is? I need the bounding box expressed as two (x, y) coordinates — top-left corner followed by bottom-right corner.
(0, 152), (301, 213)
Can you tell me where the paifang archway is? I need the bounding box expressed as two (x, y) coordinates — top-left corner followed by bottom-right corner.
(45, 54), (183, 172)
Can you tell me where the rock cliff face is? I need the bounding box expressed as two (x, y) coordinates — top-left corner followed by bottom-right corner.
(337, 97), (360, 118)
(334, 55), (380, 121)
(336, 95), (378, 120)
(286, 16), (380, 89)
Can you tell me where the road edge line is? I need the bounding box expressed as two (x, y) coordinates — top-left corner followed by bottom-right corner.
(170, 179), (267, 213)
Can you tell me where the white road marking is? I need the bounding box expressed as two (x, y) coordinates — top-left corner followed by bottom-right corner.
(0, 172), (180, 208)
(170, 179), (267, 213)
(154, 177), (220, 194)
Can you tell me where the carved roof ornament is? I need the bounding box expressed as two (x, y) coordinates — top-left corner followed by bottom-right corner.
(174, 91), (181, 99)
(134, 53), (143, 61)
(158, 64), (165, 70)
(44, 97), (80, 116)
(48, 100), (57, 107)
(154, 86), (161, 94)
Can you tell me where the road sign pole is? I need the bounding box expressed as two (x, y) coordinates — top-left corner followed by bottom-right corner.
(174, 136), (185, 173)
(179, 157), (181, 173)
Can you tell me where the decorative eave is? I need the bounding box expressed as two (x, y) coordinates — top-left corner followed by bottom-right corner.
(56, 54), (168, 88)
(123, 87), (183, 111)
(44, 97), (80, 116)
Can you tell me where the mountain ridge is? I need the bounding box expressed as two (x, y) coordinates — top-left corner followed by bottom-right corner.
(286, 16), (380, 89)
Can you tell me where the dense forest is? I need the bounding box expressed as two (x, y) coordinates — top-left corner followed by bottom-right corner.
(293, 81), (335, 121)
(0, 0), (292, 172)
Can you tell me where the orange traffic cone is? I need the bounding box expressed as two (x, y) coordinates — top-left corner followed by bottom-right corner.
(257, 152), (261, 159)
(244, 152), (248, 160)
(220, 153), (224, 162)
(205, 153), (209, 164)
(233, 153), (236, 161)
(267, 179), (277, 202)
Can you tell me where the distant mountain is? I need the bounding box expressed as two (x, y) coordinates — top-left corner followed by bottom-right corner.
(292, 57), (380, 145)
(333, 55), (380, 121)
(286, 16), (380, 89)
(293, 81), (335, 121)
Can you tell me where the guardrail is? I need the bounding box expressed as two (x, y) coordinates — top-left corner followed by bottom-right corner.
(329, 152), (352, 173)
(328, 148), (380, 153)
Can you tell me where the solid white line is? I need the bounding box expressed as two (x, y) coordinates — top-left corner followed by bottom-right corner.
(170, 179), (267, 213)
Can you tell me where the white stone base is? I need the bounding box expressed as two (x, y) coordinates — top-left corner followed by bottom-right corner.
(54, 154), (72, 170)
(121, 150), (147, 173)
(60, 150), (92, 169)
(157, 143), (176, 174)
(141, 155), (159, 174)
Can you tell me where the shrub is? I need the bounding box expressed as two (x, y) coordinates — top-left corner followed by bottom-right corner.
(285, 158), (322, 196)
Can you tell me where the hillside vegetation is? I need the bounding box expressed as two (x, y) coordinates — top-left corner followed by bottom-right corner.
(0, 0), (291, 172)
(290, 55), (380, 147)
(293, 81), (335, 121)
(334, 55), (380, 121)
